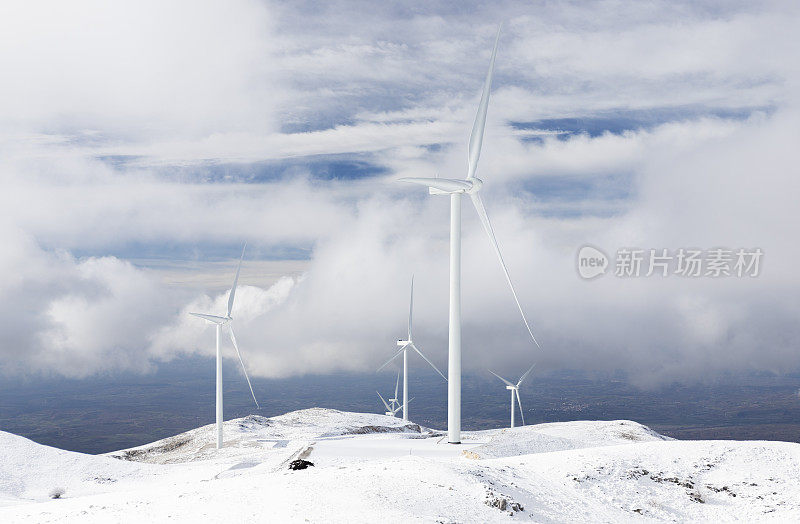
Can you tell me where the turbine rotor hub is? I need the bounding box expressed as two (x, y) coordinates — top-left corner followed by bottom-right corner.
(466, 177), (483, 193)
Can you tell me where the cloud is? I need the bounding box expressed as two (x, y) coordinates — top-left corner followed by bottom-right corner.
(0, 0), (798, 387)
(0, 0), (278, 138)
(146, 104), (800, 386)
(37, 256), (176, 376)
(0, 228), (189, 377)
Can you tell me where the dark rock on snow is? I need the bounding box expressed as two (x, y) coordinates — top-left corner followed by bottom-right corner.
(289, 459), (315, 471)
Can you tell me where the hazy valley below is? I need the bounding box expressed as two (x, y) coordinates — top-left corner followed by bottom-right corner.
(2, 357), (798, 454)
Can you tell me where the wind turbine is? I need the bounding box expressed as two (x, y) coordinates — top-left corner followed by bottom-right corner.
(397, 26), (542, 443)
(377, 391), (413, 417)
(489, 363), (536, 428)
(388, 370), (401, 411)
(377, 276), (447, 422)
(189, 244), (260, 449)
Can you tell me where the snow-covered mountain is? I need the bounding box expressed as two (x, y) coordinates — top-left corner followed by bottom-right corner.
(2, 408), (799, 522)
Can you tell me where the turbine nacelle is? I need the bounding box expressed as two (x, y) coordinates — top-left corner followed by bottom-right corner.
(397, 339), (410, 346)
(189, 313), (232, 325)
(398, 177), (483, 195)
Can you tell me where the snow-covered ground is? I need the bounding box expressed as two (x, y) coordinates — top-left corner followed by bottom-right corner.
(2, 408), (799, 522)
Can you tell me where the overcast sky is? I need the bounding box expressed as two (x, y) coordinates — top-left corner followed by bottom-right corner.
(1, 0), (798, 386)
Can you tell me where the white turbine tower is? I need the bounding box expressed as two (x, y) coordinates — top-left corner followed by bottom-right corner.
(189, 244), (260, 449)
(397, 26), (542, 443)
(489, 363), (536, 428)
(377, 391), (413, 417)
(377, 276), (447, 422)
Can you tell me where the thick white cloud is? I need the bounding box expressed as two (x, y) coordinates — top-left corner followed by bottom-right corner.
(0, 0), (277, 138)
(0, 228), (188, 377)
(0, 0), (798, 384)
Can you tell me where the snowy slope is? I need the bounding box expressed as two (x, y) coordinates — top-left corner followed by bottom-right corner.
(465, 419), (671, 459)
(2, 409), (799, 523)
(0, 431), (156, 505)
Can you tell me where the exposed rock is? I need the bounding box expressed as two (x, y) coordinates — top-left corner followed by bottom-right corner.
(288, 459), (315, 471)
(340, 424), (421, 435)
(484, 490), (524, 514)
(115, 436), (191, 461)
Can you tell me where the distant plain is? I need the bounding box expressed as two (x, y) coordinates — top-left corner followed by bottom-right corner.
(2, 358), (798, 454)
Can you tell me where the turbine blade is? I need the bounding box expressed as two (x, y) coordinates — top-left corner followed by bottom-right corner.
(410, 343), (447, 381)
(488, 369), (515, 387)
(395, 397), (414, 413)
(189, 312), (227, 324)
(394, 370), (400, 400)
(469, 192), (542, 350)
(515, 389), (525, 426)
(227, 325), (260, 409)
(227, 242), (246, 318)
(377, 391), (392, 412)
(408, 275), (414, 341)
(517, 363), (537, 387)
(397, 177), (472, 193)
(467, 25), (501, 180)
(376, 347), (405, 373)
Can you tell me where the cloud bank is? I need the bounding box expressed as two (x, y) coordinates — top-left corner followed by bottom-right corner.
(0, 0), (798, 386)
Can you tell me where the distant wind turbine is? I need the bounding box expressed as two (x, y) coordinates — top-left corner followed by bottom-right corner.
(377, 276), (446, 421)
(377, 391), (413, 417)
(388, 370), (401, 412)
(189, 244), (260, 449)
(397, 25), (542, 443)
(489, 363), (536, 428)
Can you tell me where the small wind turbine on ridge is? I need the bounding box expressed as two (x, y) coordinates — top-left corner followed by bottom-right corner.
(489, 363), (536, 428)
(377, 275), (446, 422)
(189, 243), (260, 449)
(377, 391), (413, 418)
(388, 370), (401, 412)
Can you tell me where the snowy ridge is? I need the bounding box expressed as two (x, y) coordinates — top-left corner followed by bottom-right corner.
(106, 408), (429, 464)
(465, 420), (671, 459)
(2, 409), (800, 523)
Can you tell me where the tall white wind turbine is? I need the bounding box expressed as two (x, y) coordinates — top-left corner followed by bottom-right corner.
(489, 363), (536, 428)
(377, 391), (413, 417)
(397, 26), (542, 443)
(377, 276), (447, 422)
(189, 244), (260, 449)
